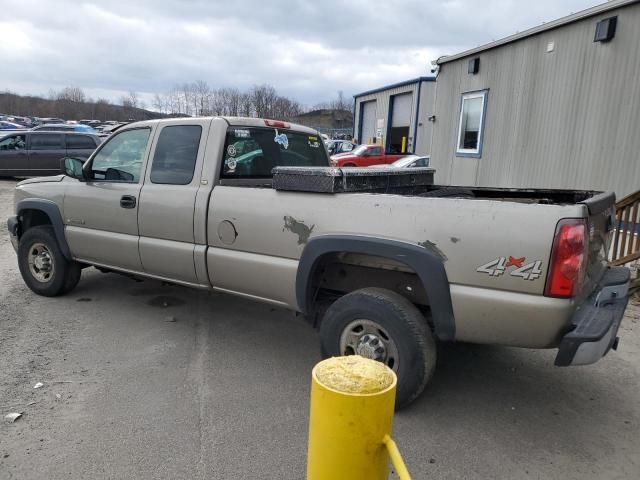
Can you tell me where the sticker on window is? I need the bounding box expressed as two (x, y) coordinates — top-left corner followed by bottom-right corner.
(233, 129), (250, 138)
(226, 158), (237, 170)
(274, 130), (289, 149)
(227, 145), (237, 157)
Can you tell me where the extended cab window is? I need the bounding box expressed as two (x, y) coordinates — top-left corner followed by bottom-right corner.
(221, 127), (328, 178)
(89, 128), (150, 182)
(150, 125), (202, 185)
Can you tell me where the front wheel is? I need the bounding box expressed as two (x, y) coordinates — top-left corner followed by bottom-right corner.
(319, 287), (436, 409)
(18, 226), (82, 297)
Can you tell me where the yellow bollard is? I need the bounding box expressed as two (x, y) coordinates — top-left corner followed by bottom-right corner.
(401, 136), (407, 153)
(306, 356), (411, 480)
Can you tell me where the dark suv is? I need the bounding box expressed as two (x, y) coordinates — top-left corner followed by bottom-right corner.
(0, 131), (101, 177)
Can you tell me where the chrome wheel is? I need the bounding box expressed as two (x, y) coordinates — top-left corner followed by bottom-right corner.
(339, 319), (400, 371)
(27, 243), (54, 283)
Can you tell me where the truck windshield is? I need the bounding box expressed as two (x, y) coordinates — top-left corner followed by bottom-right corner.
(221, 127), (328, 178)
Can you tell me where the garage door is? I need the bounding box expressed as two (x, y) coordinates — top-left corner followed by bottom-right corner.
(391, 93), (412, 127)
(360, 101), (376, 143)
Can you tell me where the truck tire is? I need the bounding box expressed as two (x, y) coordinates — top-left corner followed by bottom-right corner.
(18, 226), (81, 297)
(319, 287), (436, 409)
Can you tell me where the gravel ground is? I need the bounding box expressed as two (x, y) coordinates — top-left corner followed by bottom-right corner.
(0, 177), (639, 479)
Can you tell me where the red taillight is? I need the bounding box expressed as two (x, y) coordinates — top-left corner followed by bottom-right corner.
(544, 219), (588, 298)
(264, 119), (290, 128)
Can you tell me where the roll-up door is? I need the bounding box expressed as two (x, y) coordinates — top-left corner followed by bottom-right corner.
(391, 93), (412, 127)
(388, 93), (413, 153)
(360, 101), (376, 144)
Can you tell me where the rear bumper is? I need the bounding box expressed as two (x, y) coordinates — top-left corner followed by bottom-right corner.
(555, 266), (630, 366)
(7, 215), (19, 252)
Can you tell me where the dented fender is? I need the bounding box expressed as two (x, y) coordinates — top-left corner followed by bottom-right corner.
(296, 234), (456, 341)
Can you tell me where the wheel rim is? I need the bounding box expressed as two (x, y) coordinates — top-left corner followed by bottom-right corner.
(27, 242), (54, 283)
(339, 319), (400, 372)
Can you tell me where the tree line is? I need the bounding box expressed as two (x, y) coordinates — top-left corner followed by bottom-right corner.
(0, 82), (353, 122)
(152, 81), (353, 120)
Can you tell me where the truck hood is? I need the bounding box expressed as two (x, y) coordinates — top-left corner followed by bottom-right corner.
(331, 152), (358, 159)
(16, 175), (66, 186)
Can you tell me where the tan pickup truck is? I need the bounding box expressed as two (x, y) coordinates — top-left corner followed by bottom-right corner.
(8, 117), (630, 408)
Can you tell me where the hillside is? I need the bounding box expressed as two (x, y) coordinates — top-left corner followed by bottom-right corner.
(0, 92), (165, 122)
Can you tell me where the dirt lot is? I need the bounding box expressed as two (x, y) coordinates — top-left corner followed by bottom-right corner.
(0, 177), (639, 479)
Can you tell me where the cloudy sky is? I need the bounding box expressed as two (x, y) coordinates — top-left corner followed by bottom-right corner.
(1, 0), (601, 107)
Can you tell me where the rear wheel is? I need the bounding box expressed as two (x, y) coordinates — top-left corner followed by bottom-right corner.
(18, 226), (81, 297)
(319, 287), (436, 409)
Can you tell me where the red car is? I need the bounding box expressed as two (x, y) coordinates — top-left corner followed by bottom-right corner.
(330, 144), (405, 167)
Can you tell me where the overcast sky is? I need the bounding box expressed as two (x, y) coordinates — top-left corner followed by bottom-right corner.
(1, 0), (601, 108)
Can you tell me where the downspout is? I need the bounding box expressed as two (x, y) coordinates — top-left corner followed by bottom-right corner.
(352, 96), (356, 141)
(412, 80), (423, 154)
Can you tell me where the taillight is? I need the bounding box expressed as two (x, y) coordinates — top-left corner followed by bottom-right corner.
(264, 119), (290, 128)
(544, 218), (588, 298)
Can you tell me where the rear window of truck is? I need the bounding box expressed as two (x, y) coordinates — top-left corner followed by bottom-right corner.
(221, 127), (328, 178)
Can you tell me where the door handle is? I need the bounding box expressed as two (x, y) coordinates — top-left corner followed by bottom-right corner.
(120, 195), (137, 209)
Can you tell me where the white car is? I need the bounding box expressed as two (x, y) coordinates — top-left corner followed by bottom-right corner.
(368, 155), (430, 168)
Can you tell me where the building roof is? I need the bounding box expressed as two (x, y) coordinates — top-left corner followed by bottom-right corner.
(437, 0), (639, 64)
(353, 76), (435, 99)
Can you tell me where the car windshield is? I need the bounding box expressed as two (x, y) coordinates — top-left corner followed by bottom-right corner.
(221, 127), (328, 178)
(351, 145), (368, 156)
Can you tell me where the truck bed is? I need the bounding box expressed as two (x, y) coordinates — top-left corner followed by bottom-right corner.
(270, 165), (608, 207)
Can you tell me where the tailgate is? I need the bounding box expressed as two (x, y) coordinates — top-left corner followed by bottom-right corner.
(579, 192), (616, 299)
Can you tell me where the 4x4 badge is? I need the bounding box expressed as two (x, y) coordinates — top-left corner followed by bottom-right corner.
(477, 257), (543, 281)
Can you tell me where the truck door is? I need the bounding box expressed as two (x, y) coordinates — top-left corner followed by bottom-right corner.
(28, 133), (64, 175)
(138, 121), (209, 284)
(363, 146), (384, 166)
(63, 127), (154, 271)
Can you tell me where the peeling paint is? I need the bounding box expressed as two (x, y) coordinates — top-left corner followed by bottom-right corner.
(283, 216), (315, 245)
(418, 240), (448, 262)
(450, 237), (460, 244)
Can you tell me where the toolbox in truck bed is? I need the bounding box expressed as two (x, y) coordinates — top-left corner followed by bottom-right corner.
(271, 166), (435, 193)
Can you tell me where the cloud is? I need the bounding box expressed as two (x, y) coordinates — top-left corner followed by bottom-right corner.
(1, 0), (598, 106)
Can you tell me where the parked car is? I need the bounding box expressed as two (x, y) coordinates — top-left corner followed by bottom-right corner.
(0, 131), (100, 177)
(326, 140), (357, 156)
(34, 117), (65, 125)
(368, 155), (430, 168)
(7, 117), (629, 409)
(0, 120), (27, 130)
(330, 144), (405, 167)
(32, 123), (98, 133)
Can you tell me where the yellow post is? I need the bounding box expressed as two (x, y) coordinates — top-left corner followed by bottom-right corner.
(401, 136), (407, 153)
(306, 356), (411, 480)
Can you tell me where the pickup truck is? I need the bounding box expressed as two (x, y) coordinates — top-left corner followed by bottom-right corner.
(330, 144), (405, 167)
(7, 117), (630, 408)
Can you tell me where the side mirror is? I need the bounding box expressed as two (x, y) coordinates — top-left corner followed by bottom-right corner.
(61, 157), (85, 180)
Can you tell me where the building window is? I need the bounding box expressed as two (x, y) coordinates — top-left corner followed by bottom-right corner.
(456, 90), (487, 157)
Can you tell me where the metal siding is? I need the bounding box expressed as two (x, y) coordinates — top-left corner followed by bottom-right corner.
(415, 81), (436, 155)
(431, 2), (640, 197)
